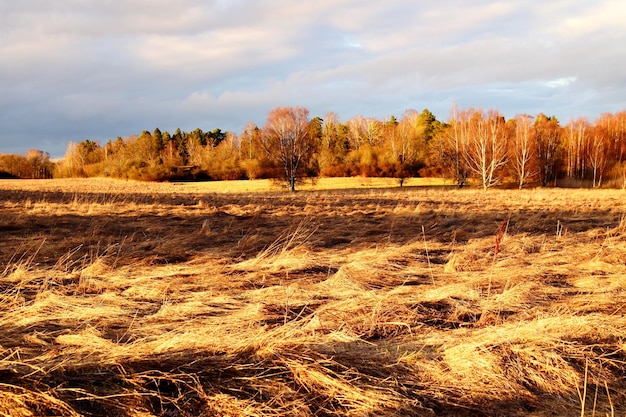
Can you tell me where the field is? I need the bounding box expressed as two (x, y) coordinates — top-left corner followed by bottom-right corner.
(1, 178), (625, 417)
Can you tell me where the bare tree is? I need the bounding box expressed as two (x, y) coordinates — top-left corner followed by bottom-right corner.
(588, 125), (609, 188)
(260, 106), (318, 191)
(451, 103), (464, 186)
(185, 136), (204, 167)
(565, 117), (589, 180)
(431, 105), (468, 186)
(511, 114), (536, 189)
(240, 122), (261, 160)
(463, 109), (509, 189)
(346, 115), (383, 149)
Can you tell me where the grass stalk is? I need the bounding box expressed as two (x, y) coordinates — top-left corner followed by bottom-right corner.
(422, 225), (434, 285)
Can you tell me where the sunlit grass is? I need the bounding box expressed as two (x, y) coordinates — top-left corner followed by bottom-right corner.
(0, 176), (452, 194)
(163, 176), (451, 193)
(0, 178), (625, 416)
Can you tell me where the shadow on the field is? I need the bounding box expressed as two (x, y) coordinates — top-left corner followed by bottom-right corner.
(0, 188), (620, 267)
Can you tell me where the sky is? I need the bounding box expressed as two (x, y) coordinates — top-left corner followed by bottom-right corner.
(1, 0), (625, 157)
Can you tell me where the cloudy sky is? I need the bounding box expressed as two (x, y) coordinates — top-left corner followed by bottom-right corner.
(1, 0), (625, 157)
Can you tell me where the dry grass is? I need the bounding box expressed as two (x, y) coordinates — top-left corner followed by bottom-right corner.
(1, 178), (626, 416)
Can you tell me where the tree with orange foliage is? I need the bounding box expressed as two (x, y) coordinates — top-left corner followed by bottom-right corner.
(598, 112), (626, 187)
(20, 150), (53, 179)
(535, 114), (562, 187)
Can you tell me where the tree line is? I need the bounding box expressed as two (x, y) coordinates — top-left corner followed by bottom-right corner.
(2, 105), (626, 190)
(0, 149), (54, 179)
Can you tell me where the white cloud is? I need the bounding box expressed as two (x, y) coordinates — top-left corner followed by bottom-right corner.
(546, 77), (577, 88)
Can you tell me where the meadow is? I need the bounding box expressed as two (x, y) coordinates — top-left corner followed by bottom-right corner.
(0, 178), (625, 416)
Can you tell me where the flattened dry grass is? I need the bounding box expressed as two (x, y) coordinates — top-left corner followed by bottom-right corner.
(1, 178), (626, 416)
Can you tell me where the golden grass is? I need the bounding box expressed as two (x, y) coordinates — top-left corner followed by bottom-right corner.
(0, 178), (625, 416)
